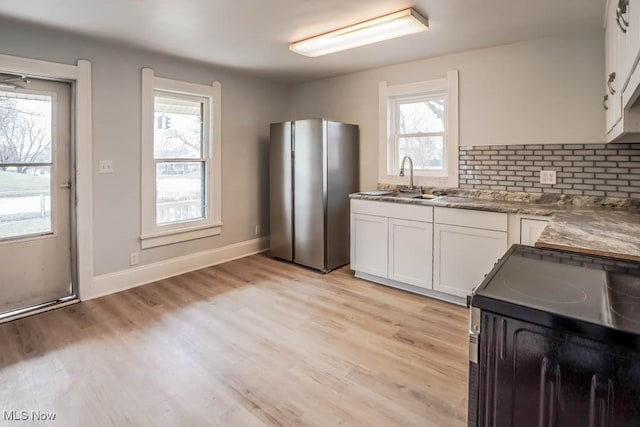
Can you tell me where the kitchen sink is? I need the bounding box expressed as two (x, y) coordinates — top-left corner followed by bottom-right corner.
(358, 190), (395, 196)
(394, 189), (423, 198)
(358, 190), (443, 200)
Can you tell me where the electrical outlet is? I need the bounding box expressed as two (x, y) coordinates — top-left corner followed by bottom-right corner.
(540, 170), (557, 185)
(255, 224), (261, 235)
(129, 252), (139, 266)
(99, 160), (114, 174)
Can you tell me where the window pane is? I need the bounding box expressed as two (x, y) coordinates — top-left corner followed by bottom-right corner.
(0, 166), (51, 239)
(154, 96), (203, 159)
(399, 99), (445, 134)
(156, 162), (204, 225)
(0, 91), (52, 164)
(399, 136), (444, 170)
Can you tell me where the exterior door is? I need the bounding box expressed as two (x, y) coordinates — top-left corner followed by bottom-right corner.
(0, 75), (74, 316)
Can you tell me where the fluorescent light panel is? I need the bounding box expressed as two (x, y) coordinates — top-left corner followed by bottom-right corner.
(290, 8), (428, 57)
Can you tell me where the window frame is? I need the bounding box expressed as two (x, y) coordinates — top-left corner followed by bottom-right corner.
(140, 68), (222, 249)
(378, 70), (459, 188)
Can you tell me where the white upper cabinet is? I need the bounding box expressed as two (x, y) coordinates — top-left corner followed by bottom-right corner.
(606, 0), (623, 134)
(605, 0), (640, 141)
(623, 0), (640, 107)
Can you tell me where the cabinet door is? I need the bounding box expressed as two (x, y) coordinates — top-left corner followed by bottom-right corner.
(623, 0), (640, 108)
(433, 224), (507, 298)
(606, 0), (623, 134)
(519, 218), (549, 246)
(388, 218), (433, 289)
(350, 213), (388, 278)
(624, 0), (639, 82)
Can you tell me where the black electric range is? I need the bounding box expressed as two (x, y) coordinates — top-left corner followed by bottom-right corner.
(468, 245), (640, 427)
(472, 244), (640, 348)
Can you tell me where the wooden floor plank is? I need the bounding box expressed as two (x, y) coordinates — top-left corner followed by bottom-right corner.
(0, 254), (468, 426)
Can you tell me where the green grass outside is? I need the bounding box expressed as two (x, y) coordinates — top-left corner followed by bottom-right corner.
(0, 170), (50, 193)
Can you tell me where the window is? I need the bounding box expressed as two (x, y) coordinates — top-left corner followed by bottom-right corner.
(0, 90), (54, 240)
(378, 70), (459, 187)
(140, 69), (222, 249)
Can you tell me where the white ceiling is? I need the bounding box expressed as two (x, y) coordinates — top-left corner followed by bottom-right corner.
(0, 0), (606, 83)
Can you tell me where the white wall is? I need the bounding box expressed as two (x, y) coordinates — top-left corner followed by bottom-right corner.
(289, 31), (606, 190)
(0, 17), (291, 277)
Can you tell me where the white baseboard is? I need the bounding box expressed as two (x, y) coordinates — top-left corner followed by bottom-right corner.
(89, 237), (270, 300)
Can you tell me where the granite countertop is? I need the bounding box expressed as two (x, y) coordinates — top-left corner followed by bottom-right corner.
(535, 210), (640, 262)
(350, 190), (640, 262)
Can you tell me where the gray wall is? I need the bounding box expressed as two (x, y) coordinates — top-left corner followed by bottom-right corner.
(289, 31), (606, 191)
(0, 18), (291, 275)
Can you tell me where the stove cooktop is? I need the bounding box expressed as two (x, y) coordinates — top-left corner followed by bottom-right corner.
(472, 245), (640, 344)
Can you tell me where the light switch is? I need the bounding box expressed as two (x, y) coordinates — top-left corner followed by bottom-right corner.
(99, 160), (114, 174)
(539, 170), (556, 185)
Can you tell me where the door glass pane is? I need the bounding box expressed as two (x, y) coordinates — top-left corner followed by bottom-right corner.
(399, 136), (444, 170)
(0, 91), (53, 163)
(0, 166), (52, 239)
(154, 96), (203, 159)
(156, 162), (204, 225)
(398, 99), (445, 134)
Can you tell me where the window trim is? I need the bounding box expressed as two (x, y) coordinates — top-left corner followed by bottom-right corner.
(378, 70), (459, 188)
(140, 68), (222, 249)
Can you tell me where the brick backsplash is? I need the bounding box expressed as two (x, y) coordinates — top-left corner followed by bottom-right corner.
(459, 143), (640, 198)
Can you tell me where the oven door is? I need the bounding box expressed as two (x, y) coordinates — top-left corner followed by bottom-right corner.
(467, 306), (481, 427)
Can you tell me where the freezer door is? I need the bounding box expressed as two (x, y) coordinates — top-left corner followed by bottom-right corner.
(326, 121), (359, 270)
(269, 122), (293, 261)
(293, 119), (326, 271)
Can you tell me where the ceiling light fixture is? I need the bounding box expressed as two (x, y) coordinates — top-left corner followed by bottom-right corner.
(290, 8), (428, 57)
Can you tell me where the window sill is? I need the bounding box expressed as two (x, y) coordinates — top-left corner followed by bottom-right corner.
(140, 222), (223, 249)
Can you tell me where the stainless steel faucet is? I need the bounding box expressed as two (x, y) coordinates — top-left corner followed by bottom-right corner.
(399, 156), (415, 190)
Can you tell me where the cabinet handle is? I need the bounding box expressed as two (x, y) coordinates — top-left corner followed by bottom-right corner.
(607, 72), (616, 95)
(617, 13), (628, 33)
(618, 0), (630, 29)
(603, 94), (609, 111)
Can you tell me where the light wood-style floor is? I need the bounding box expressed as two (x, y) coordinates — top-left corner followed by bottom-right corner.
(0, 254), (469, 426)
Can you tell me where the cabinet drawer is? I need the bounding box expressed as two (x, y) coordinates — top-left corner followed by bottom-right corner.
(351, 199), (433, 222)
(434, 207), (507, 232)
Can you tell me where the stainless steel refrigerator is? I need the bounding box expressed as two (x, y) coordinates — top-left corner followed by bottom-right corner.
(270, 119), (359, 273)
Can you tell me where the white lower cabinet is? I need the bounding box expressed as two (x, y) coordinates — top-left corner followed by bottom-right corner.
(350, 199), (433, 291)
(350, 213), (388, 278)
(519, 218), (549, 246)
(350, 200), (533, 304)
(432, 207), (508, 299)
(388, 218), (433, 289)
(433, 223), (507, 298)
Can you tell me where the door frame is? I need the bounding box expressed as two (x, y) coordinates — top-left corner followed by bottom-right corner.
(0, 53), (93, 300)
